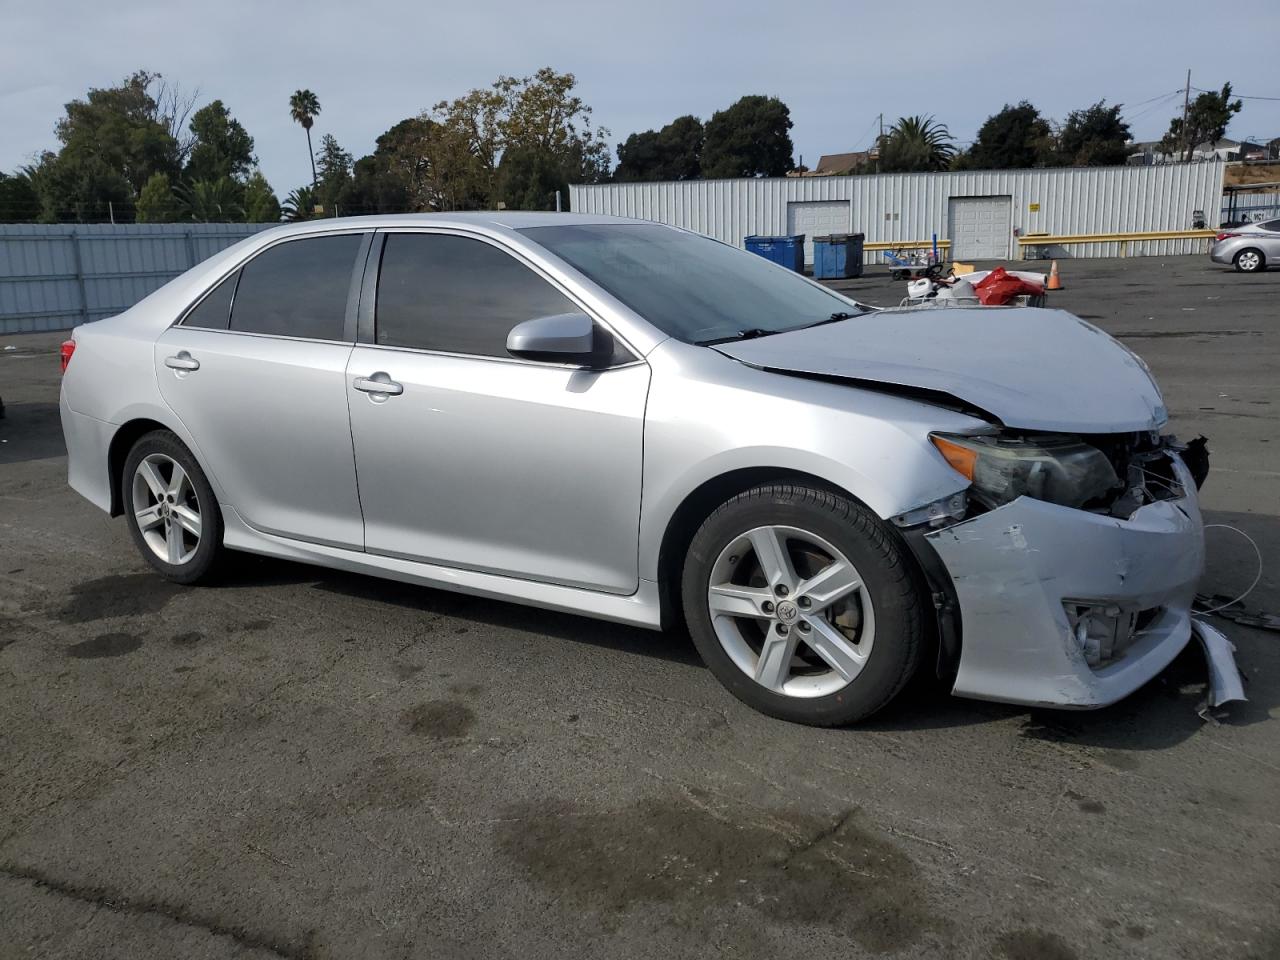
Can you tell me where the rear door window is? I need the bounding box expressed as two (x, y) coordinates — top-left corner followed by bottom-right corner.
(229, 234), (362, 340)
(375, 232), (577, 357)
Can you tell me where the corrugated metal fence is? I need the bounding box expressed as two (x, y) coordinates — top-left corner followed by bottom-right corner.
(0, 223), (276, 335)
(570, 163), (1226, 263)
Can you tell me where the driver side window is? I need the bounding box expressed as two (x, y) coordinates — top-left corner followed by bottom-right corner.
(375, 233), (576, 358)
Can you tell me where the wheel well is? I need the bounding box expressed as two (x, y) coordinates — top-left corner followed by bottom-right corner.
(655, 467), (853, 630)
(1236, 247), (1265, 264)
(107, 418), (169, 516)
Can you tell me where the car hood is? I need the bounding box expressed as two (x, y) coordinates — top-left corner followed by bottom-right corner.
(715, 306), (1167, 433)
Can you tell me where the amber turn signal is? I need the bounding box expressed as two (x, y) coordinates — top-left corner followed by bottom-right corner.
(930, 436), (978, 480)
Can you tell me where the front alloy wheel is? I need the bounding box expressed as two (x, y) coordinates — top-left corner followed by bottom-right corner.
(707, 525), (874, 698)
(683, 483), (926, 726)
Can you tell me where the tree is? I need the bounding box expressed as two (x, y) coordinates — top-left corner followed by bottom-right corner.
(423, 68), (610, 211)
(700, 96), (794, 179)
(185, 100), (256, 184)
(0, 171), (40, 222)
(966, 102), (1055, 169)
(1159, 83), (1243, 161)
(877, 115), (956, 172)
(289, 89), (321, 188)
(615, 115), (704, 181)
(243, 171), (281, 222)
(136, 172), (179, 222)
(1059, 101), (1131, 166)
(176, 178), (244, 222)
(315, 134), (353, 213)
(27, 70), (181, 220)
(491, 68), (611, 208)
(282, 185), (317, 221)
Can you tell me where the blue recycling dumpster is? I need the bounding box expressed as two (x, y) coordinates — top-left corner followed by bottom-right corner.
(812, 233), (865, 279)
(744, 235), (804, 272)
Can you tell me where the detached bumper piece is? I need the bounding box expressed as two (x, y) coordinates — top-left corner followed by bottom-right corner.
(1191, 619), (1247, 717)
(926, 459), (1205, 709)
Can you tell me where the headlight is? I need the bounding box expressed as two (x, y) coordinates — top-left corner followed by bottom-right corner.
(930, 432), (1121, 509)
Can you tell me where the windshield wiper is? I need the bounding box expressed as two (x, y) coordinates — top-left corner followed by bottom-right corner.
(697, 327), (779, 346)
(800, 310), (860, 330)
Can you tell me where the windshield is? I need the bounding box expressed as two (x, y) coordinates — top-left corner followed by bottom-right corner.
(519, 223), (865, 344)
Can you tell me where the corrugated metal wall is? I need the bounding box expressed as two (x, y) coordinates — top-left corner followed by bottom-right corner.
(0, 223), (276, 334)
(570, 163), (1226, 263)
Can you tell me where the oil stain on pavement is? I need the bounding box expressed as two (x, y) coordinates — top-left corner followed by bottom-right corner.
(402, 700), (476, 739)
(995, 928), (1078, 960)
(53, 573), (182, 624)
(495, 798), (941, 953)
(65, 631), (143, 659)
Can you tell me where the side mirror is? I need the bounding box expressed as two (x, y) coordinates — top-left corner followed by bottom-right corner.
(506, 311), (598, 365)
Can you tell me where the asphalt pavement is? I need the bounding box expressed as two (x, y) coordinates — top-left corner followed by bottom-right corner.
(1, 254), (1277, 959)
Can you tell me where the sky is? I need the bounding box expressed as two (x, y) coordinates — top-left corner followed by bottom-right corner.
(3, 0), (1279, 195)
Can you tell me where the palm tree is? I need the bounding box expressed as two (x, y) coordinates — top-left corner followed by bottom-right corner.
(289, 89), (322, 189)
(176, 178), (245, 222)
(878, 115), (956, 172)
(282, 185), (316, 222)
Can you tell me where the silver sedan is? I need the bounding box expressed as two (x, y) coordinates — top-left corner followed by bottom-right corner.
(60, 213), (1208, 725)
(1210, 218), (1280, 272)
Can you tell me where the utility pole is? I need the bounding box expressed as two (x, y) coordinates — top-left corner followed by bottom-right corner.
(1179, 69), (1192, 162)
(876, 113), (883, 174)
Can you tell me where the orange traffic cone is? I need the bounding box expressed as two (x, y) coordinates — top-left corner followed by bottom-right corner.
(1046, 260), (1063, 291)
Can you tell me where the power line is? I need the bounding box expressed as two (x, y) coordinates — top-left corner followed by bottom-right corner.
(1191, 85), (1280, 101)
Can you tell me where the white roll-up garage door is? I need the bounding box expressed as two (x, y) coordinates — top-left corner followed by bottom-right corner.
(786, 201), (851, 266)
(948, 196), (1012, 260)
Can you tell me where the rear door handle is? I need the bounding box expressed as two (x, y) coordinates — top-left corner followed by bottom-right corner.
(164, 352), (200, 372)
(353, 373), (404, 397)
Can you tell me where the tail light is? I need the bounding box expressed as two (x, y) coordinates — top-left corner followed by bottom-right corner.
(1215, 232), (1239, 241)
(60, 339), (75, 373)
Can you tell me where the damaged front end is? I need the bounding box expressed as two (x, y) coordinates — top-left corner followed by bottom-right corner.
(897, 431), (1216, 709)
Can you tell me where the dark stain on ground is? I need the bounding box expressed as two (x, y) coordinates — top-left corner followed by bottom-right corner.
(402, 700), (475, 739)
(173, 665), (195, 673)
(171, 631), (203, 647)
(241, 619), (273, 632)
(393, 662), (425, 681)
(995, 928), (1078, 960)
(1116, 329), (1258, 339)
(1097, 750), (1141, 772)
(66, 632), (143, 659)
(1064, 790), (1106, 814)
(54, 574), (181, 624)
(495, 798), (940, 953)
(1126, 924), (1147, 940)
(448, 682), (486, 697)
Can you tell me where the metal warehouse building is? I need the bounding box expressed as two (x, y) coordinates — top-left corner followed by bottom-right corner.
(569, 162), (1225, 265)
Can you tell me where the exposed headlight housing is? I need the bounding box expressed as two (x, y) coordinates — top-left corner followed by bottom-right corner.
(930, 432), (1121, 510)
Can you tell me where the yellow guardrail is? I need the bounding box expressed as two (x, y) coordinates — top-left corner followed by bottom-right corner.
(1017, 229), (1217, 247)
(864, 239), (952, 251)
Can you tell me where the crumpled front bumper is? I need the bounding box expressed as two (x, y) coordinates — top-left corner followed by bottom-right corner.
(925, 458), (1204, 708)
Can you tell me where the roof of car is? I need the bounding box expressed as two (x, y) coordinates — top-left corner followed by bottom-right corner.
(257, 211), (652, 237)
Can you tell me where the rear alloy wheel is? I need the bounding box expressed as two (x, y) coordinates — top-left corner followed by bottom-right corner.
(682, 484), (926, 726)
(1234, 248), (1264, 273)
(123, 430), (222, 584)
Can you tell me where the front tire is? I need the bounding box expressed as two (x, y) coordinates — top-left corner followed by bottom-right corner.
(682, 483), (926, 726)
(1235, 248), (1264, 273)
(122, 430), (223, 584)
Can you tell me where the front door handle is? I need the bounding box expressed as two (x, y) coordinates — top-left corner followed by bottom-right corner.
(353, 373), (404, 397)
(164, 352), (200, 372)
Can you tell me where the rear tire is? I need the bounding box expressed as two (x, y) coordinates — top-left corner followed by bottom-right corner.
(1234, 248), (1264, 273)
(681, 483), (926, 726)
(122, 430), (223, 584)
